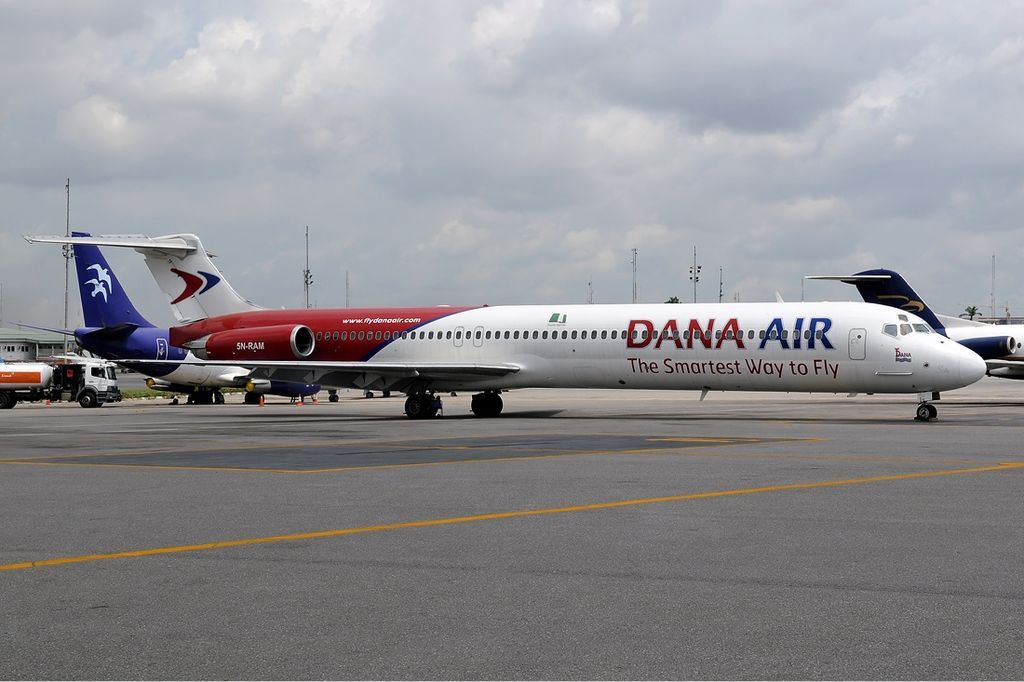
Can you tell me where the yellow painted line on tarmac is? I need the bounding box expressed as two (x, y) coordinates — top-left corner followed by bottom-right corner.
(3, 462), (1022, 572)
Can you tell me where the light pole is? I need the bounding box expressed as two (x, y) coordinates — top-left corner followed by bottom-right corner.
(688, 246), (701, 303)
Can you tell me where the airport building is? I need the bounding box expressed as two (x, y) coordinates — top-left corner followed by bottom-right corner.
(0, 326), (67, 362)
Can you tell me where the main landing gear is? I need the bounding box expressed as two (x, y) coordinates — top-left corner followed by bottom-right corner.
(403, 390), (504, 419)
(915, 392), (939, 422)
(187, 389), (224, 405)
(471, 391), (503, 418)
(404, 392), (442, 419)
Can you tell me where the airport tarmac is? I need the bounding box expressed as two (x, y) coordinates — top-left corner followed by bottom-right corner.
(1, 380), (1022, 679)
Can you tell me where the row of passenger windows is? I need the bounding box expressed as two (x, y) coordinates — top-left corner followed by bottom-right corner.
(313, 328), (827, 342)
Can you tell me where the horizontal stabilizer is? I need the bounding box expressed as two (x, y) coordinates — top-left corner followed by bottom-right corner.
(24, 234), (197, 257)
(16, 322), (74, 336)
(804, 275), (893, 283)
(77, 324), (140, 340)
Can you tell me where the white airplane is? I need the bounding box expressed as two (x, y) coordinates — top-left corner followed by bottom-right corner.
(26, 234), (986, 421)
(807, 269), (1024, 379)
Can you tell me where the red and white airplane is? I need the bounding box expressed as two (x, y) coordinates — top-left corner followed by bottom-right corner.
(26, 234), (986, 421)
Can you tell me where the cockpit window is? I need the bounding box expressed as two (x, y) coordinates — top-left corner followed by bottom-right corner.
(912, 324), (931, 333)
(883, 324), (898, 337)
(898, 314), (909, 322)
(899, 323), (913, 336)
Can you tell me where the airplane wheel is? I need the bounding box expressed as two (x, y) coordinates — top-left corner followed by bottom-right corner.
(471, 392), (503, 417)
(927, 404), (937, 420)
(405, 394), (433, 419)
(214, 391), (225, 405)
(915, 404), (934, 421)
(243, 391), (261, 405)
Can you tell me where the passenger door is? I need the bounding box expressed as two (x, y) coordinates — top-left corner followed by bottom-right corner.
(849, 328), (866, 360)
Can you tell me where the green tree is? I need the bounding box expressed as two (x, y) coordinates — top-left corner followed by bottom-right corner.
(962, 305), (980, 320)
(665, 296), (681, 304)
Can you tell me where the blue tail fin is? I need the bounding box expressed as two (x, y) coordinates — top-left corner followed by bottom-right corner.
(73, 231), (153, 328)
(847, 269), (946, 333)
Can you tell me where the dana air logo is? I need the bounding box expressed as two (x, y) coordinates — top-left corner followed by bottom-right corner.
(85, 264), (112, 303)
(548, 313), (567, 324)
(170, 268), (221, 304)
(895, 347), (912, 362)
(878, 294), (925, 313)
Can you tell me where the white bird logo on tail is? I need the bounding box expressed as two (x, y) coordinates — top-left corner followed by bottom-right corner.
(85, 264), (112, 302)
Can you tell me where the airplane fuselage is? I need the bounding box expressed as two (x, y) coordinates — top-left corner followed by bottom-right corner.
(171, 301), (984, 395)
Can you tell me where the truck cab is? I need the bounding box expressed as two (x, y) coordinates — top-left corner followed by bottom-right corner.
(53, 359), (122, 407)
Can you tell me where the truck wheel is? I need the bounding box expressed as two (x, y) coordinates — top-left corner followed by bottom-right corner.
(78, 391), (98, 408)
(0, 393), (15, 409)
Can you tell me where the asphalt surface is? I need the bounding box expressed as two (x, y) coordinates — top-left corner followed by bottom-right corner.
(1, 381), (1022, 679)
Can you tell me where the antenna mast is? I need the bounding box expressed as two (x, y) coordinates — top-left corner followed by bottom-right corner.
(630, 248), (638, 303)
(63, 178), (71, 353)
(345, 270), (350, 308)
(303, 225), (313, 309)
(718, 266), (723, 303)
(991, 253), (996, 318)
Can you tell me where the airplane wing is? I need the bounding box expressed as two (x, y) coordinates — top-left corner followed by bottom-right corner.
(978, 358), (1024, 382)
(118, 359), (521, 391)
(936, 313), (989, 329)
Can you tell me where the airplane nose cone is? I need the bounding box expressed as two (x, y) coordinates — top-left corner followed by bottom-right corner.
(959, 348), (987, 386)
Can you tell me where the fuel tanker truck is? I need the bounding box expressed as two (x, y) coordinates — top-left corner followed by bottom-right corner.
(0, 357), (121, 409)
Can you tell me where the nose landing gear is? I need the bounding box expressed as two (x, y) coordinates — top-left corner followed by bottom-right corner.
(915, 403), (938, 421)
(915, 392), (939, 422)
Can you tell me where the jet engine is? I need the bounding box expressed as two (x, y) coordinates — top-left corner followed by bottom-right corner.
(189, 324), (315, 361)
(957, 336), (1016, 360)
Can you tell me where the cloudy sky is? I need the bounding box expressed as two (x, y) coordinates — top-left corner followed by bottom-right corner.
(3, 0), (1024, 328)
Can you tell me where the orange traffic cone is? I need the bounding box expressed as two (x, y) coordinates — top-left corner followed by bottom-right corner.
(312, 395), (319, 404)
(45, 399), (51, 406)
(259, 395), (265, 407)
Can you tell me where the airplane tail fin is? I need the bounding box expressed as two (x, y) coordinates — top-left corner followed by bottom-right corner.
(806, 269), (946, 333)
(27, 233), (262, 322)
(72, 231), (153, 329)
(138, 234), (261, 322)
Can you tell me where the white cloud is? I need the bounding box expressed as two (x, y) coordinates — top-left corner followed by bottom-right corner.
(4, 1), (1024, 323)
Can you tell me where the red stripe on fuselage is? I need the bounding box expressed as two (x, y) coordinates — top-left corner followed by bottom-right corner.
(170, 307), (477, 361)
